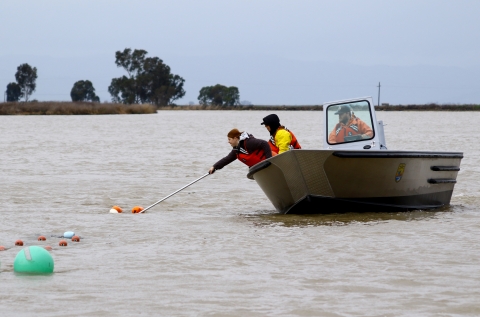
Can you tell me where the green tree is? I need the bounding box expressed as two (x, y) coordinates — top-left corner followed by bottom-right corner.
(15, 63), (38, 102)
(198, 84), (240, 106)
(109, 76), (136, 104)
(6, 82), (21, 102)
(70, 80), (100, 102)
(108, 48), (185, 106)
(115, 49), (147, 78)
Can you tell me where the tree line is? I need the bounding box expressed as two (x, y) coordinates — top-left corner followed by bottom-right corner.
(5, 48), (241, 107)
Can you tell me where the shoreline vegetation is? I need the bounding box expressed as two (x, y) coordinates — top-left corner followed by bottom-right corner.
(0, 102), (157, 115)
(1, 101), (480, 115)
(166, 104), (480, 111)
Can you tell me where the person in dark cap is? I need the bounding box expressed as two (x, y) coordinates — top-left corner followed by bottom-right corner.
(261, 114), (301, 156)
(328, 105), (373, 144)
(208, 128), (272, 174)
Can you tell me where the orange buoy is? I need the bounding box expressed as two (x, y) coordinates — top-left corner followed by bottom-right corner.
(38, 236), (46, 241)
(109, 205), (123, 213)
(44, 246), (53, 251)
(71, 236), (80, 242)
(0, 246), (5, 251)
(15, 240), (24, 246)
(131, 206), (144, 213)
(59, 240), (68, 247)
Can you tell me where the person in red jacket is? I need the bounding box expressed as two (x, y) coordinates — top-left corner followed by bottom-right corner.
(209, 129), (272, 174)
(328, 105), (373, 144)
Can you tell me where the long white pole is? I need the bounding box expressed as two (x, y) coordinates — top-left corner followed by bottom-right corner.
(139, 173), (210, 213)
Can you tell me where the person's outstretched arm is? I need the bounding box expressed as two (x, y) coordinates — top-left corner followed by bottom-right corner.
(209, 150), (237, 174)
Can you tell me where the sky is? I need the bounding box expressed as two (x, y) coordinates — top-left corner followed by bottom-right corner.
(1, 0), (479, 105)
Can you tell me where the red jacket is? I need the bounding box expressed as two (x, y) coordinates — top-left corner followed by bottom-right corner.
(213, 133), (272, 169)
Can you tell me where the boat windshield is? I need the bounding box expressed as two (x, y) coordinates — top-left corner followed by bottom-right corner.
(326, 100), (375, 145)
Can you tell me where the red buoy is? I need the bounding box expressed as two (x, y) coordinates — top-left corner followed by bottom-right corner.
(38, 236), (46, 241)
(15, 240), (24, 246)
(131, 206), (144, 213)
(0, 246), (5, 251)
(44, 246), (53, 251)
(72, 236), (80, 242)
(59, 240), (68, 247)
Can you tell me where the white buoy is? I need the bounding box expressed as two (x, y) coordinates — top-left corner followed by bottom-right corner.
(63, 231), (75, 239)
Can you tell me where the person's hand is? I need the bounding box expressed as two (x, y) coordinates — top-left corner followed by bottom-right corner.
(209, 166), (216, 174)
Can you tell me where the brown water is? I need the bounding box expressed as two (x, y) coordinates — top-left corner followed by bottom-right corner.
(0, 111), (479, 316)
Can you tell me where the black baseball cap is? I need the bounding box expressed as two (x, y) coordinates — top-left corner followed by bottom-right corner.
(261, 114), (280, 126)
(334, 105), (352, 115)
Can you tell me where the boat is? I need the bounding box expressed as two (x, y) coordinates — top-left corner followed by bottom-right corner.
(247, 97), (463, 214)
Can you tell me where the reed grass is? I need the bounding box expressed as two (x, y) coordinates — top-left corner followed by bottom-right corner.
(2, 102), (479, 115)
(163, 103), (480, 111)
(161, 104), (324, 111)
(0, 102), (157, 115)
(375, 104), (480, 111)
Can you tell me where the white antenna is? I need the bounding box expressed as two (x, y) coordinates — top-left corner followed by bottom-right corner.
(377, 82), (381, 106)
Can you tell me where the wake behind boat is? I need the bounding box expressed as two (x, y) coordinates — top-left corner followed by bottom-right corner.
(247, 97), (463, 214)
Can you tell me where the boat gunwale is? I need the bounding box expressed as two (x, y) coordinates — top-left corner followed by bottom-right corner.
(247, 150), (463, 179)
(332, 151), (463, 159)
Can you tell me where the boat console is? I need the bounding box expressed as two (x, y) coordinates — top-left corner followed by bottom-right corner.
(323, 97), (387, 150)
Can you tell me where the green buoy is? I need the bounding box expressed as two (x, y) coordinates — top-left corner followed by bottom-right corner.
(14, 246), (54, 274)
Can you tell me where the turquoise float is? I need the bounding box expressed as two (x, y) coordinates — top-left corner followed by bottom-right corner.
(14, 246), (54, 274)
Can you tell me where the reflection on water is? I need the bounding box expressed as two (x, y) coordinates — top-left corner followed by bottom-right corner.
(245, 206), (454, 228)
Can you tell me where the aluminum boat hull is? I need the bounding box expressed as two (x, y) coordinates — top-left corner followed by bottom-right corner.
(247, 150), (463, 214)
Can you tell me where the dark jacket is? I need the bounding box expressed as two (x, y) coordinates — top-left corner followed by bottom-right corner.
(213, 133), (272, 170)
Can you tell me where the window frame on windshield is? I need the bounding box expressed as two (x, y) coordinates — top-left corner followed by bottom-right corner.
(326, 99), (376, 146)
